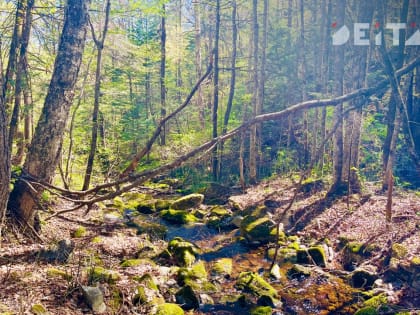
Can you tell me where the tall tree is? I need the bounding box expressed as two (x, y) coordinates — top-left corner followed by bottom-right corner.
(329, 0), (346, 195)
(211, 0), (220, 181)
(249, 0), (259, 184)
(160, 3), (167, 146)
(82, 0), (111, 191)
(8, 0), (90, 228)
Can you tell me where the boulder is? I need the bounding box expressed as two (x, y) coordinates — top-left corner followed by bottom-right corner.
(133, 273), (164, 305)
(81, 286), (106, 314)
(30, 304), (49, 315)
(250, 306), (273, 315)
(171, 194), (204, 210)
(88, 266), (120, 284)
(135, 200), (157, 214)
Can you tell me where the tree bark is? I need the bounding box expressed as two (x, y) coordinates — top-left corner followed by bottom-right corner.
(329, 0), (346, 195)
(160, 3), (167, 146)
(82, 0), (111, 191)
(211, 0), (220, 181)
(8, 0), (90, 228)
(249, 0), (259, 184)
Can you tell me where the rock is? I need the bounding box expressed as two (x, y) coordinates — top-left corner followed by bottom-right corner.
(38, 239), (74, 263)
(168, 237), (200, 267)
(88, 266), (120, 284)
(231, 215), (244, 228)
(250, 306), (273, 315)
(350, 266), (378, 289)
(81, 286), (106, 314)
(236, 272), (278, 305)
(171, 194), (204, 210)
(287, 264), (311, 280)
(211, 258), (233, 278)
(354, 306), (378, 315)
(121, 258), (154, 268)
(296, 245), (327, 267)
(31, 304), (48, 315)
(177, 261), (208, 285)
(154, 303), (184, 315)
(201, 183), (231, 205)
(155, 199), (172, 210)
(240, 216), (276, 244)
(160, 209), (198, 224)
(269, 264), (281, 280)
(72, 226), (87, 238)
(340, 240), (375, 271)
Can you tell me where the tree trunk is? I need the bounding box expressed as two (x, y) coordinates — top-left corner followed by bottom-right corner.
(160, 4), (167, 146)
(82, 0), (110, 191)
(329, 0), (346, 195)
(0, 60), (11, 241)
(194, 1), (204, 128)
(8, 0), (90, 228)
(211, 0), (220, 181)
(249, 0), (259, 184)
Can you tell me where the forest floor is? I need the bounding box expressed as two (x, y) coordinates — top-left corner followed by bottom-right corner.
(0, 177), (419, 315)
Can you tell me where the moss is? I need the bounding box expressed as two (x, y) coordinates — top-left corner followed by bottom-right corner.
(178, 261), (208, 285)
(287, 241), (300, 250)
(31, 304), (47, 315)
(212, 258), (232, 276)
(354, 306), (378, 315)
(392, 243), (408, 259)
(155, 199), (171, 210)
(91, 236), (102, 243)
(88, 266), (120, 284)
(250, 306), (272, 315)
(46, 268), (72, 281)
(411, 256), (420, 266)
(120, 259), (144, 268)
(155, 303), (185, 315)
(348, 242), (363, 254)
(112, 196), (124, 209)
(236, 272), (278, 300)
(363, 293), (387, 308)
(168, 237), (200, 267)
(72, 226), (87, 238)
(160, 209), (198, 224)
(296, 246), (326, 267)
(210, 206), (230, 217)
(171, 193), (204, 210)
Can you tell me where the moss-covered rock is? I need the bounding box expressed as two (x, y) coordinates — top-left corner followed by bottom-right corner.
(121, 258), (155, 268)
(175, 285), (200, 310)
(31, 304), (48, 315)
(241, 216), (276, 244)
(391, 243), (408, 259)
(354, 306), (378, 315)
(154, 303), (184, 315)
(269, 264), (281, 280)
(171, 194), (204, 210)
(177, 261), (208, 285)
(363, 293), (387, 308)
(160, 209), (198, 224)
(88, 266), (120, 284)
(211, 258), (232, 278)
(167, 237), (200, 267)
(72, 226), (87, 238)
(200, 182), (231, 205)
(296, 246), (326, 267)
(236, 272), (278, 304)
(133, 274), (164, 305)
(250, 306), (273, 315)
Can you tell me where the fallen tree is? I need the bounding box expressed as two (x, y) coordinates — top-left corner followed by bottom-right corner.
(16, 55), (419, 219)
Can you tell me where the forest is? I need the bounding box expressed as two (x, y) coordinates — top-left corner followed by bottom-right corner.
(0, 0), (419, 314)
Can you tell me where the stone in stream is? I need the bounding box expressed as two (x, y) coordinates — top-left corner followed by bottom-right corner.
(236, 272), (280, 307)
(296, 245), (327, 267)
(81, 286), (106, 314)
(160, 209), (198, 224)
(154, 303), (185, 315)
(349, 266), (378, 289)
